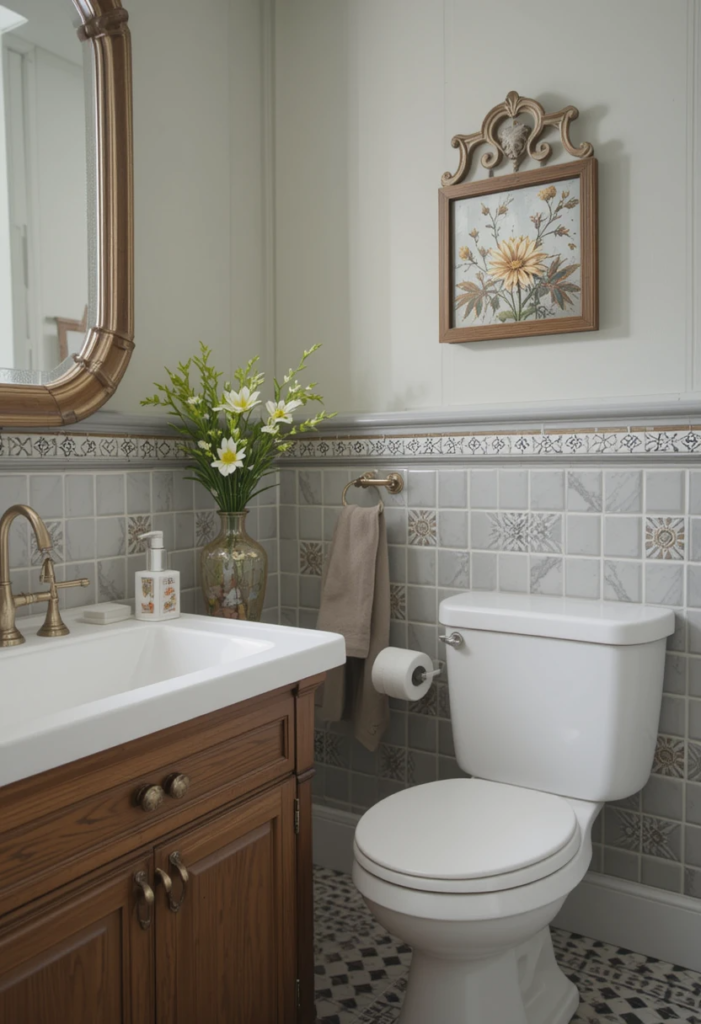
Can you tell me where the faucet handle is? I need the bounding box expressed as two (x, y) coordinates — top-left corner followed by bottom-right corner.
(37, 559), (90, 638)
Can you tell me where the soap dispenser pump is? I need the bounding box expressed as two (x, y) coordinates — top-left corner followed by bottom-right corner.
(135, 531), (180, 621)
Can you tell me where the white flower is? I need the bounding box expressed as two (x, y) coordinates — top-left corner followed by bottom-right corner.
(211, 437), (246, 476)
(264, 398), (303, 426)
(261, 423), (280, 435)
(197, 440), (211, 451)
(187, 395), (202, 406)
(214, 386), (261, 415)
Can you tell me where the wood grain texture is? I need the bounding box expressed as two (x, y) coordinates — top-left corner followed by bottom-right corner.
(0, 689), (294, 916)
(439, 158), (598, 344)
(0, 854), (153, 1024)
(155, 779), (297, 1024)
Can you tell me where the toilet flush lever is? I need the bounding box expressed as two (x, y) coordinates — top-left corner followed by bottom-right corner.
(439, 632), (463, 649)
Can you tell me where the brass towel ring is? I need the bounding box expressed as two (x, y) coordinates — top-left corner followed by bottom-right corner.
(341, 472), (404, 512)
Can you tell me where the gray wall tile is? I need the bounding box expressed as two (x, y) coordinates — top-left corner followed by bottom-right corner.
(605, 471), (642, 513)
(567, 471), (602, 513)
(604, 517), (641, 558)
(567, 515), (601, 556)
(531, 471), (564, 510)
(603, 560), (641, 603)
(498, 553), (528, 592)
(438, 471), (467, 509)
(565, 558), (600, 599)
(407, 470), (436, 507)
(645, 563), (684, 606)
(646, 470), (685, 514)
(470, 470), (496, 508)
(498, 470), (528, 510)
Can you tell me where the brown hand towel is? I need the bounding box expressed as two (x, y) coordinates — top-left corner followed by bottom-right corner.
(316, 504), (390, 751)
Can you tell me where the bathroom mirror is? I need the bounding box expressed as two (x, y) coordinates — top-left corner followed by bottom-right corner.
(0, 0), (132, 428)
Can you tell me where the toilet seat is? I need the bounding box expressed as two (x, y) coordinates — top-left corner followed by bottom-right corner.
(354, 779), (581, 894)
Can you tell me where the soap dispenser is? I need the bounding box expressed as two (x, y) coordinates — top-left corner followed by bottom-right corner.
(135, 531), (180, 621)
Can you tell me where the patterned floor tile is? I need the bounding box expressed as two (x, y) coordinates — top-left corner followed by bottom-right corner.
(314, 866), (701, 1024)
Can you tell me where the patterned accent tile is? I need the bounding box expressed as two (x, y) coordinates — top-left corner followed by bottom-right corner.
(378, 745), (407, 782)
(642, 816), (681, 860)
(652, 735), (686, 778)
(408, 510), (437, 547)
(301, 541), (324, 576)
(30, 520), (63, 565)
(313, 867), (701, 1024)
(646, 517), (685, 560)
(127, 514), (151, 554)
(195, 510), (218, 546)
(389, 584), (406, 621)
(689, 743), (701, 782)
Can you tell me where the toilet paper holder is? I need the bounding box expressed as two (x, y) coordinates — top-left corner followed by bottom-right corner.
(412, 661), (443, 688)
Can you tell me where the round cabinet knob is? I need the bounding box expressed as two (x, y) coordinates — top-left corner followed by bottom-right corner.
(165, 773), (190, 800)
(136, 784), (165, 813)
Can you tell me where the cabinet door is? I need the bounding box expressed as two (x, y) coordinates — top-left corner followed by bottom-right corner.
(155, 778), (297, 1024)
(0, 855), (154, 1024)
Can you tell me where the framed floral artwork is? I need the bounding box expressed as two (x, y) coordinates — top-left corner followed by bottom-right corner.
(439, 93), (598, 344)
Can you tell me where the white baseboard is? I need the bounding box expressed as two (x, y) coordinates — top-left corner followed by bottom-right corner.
(312, 803), (701, 972)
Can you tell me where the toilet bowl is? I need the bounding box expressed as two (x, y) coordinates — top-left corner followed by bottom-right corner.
(353, 593), (675, 1024)
(353, 778), (600, 1024)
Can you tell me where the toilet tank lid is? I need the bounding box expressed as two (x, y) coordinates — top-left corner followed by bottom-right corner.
(439, 593), (675, 645)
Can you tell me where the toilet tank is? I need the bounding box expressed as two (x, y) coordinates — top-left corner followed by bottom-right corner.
(439, 593), (675, 803)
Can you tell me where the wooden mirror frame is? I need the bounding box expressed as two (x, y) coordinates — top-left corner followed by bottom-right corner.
(0, 0), (133, 428)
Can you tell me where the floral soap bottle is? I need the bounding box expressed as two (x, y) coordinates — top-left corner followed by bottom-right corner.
(135, 531), (180, 621)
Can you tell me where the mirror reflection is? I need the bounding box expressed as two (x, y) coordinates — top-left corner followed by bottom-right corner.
(0, 0), (88, 382)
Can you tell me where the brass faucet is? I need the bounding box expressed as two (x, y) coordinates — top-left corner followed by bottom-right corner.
(0, 504), (89, 647)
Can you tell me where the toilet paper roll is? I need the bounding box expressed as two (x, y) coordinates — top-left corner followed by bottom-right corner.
(371, 647), (435, 701)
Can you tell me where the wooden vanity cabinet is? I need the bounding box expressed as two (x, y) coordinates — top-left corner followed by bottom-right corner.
(0, 674), (324, 1024)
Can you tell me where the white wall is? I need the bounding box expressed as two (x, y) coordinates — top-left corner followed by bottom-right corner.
(274, 0), (701, 416)
(112, 0), (270, 414)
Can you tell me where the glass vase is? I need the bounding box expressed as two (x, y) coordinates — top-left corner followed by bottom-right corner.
(200, 511), (268, 621)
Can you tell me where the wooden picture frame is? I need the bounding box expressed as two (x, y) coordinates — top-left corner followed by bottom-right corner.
(439, 92), (598, 345)
(0, 0), (133, 427)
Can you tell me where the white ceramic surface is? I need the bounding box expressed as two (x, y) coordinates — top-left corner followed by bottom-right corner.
(439, 592), (675, 645)
(0, 611), (345, 787)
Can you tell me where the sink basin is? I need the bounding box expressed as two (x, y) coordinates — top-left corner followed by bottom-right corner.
(0, 612), (345, 787)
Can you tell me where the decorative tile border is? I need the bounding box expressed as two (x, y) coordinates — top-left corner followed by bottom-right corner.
(283, 428), (701, 462)
(0, 431), (185, 468)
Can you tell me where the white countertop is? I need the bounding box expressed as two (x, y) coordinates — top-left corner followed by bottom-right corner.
(0, 611), (346, 787)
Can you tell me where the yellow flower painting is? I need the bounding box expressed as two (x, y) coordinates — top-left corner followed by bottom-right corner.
(453, 178), (581, 325)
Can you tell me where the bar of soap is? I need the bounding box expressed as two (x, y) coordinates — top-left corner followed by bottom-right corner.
(82, 602), (133, 625)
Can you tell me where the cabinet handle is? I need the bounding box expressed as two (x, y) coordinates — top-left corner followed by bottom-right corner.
(135, 784), (165, 812)
(165, 773), (190, 800)
(167, 851), (189, 913)
(155, 867), (172, 895)
(134, 871), (155, 930)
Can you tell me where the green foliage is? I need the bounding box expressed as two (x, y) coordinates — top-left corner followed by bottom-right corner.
(142, 344), (334, 512)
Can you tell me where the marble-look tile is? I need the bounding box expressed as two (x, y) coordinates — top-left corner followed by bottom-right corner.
(567, 471), (602, 513)
(605, 470), (642, 513)
(29, 474), (63, 519)
(0, 474), (28, 508)
(604, 560), (641, 603)
(641, 774), (683, 820)
(96, 517), (126, 558)
(437, 550), (469, 589)
(408, 509), (437, 547)
(641, 857), (682, 892)
(279, 505), (298, 540)
(688, 565), (701, 608)
(664, 653), (687, 694)
(172, 549), (195, 590)
(565, 558), (600, 599)
(65, 474), (94, 518)
(690, 471), (701, 514)
(498, 470), (528, 510)
(471, 552), (496, 590)
(172, 470), (193, 510)
(498, 553), (528, 592)
(388, 545), (406, 584)
(691, 699), (701, 741)
(299, 469), (323, 505)
(62, 561), (96, 609)
(407, 548), (436, 586)
(691, 518), (701, 561)
(8, 518), (28, 569)
(300, 575), (321, 609)
(407, 470), (436, 507)
(299, 506), (322, 540)
(438, 470), (467, 509)
(529, 555), (562, 595)
(437, 510), (466, 549)
(97, 558), (126, 601)
(384, 508), (407, 546)
(470, 511), (495, 550)
(686, 825), (701, 867)
(175, 512), (195, 550)
(693, 660), (701, 699)
(65, 518), (96, 562)
(279, 469), (297, 504)
(96, 474), (125, 515)
(646, 470), (685, 514)
(645, 563), (684, 606)
(407, 586), (435, 624)
(151, 471), (173, 513)
(604, 516), (642, 558)
(126, 472), (150, 514)
(530, 471), (564, 511)
(470, 469), (496, 509)
(30, 520), (63, 565)
(659, 694), (685, 736)
(566, 515), (601, 556)
(645, 516), (685, 559)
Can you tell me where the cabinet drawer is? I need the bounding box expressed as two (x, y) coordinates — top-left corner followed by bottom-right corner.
(0, 690), (295, 916)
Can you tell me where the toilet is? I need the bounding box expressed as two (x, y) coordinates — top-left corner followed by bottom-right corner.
(352, 593), (675, 1024)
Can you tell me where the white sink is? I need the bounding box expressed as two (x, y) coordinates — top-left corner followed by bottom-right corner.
(0, 612), (345, 787)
